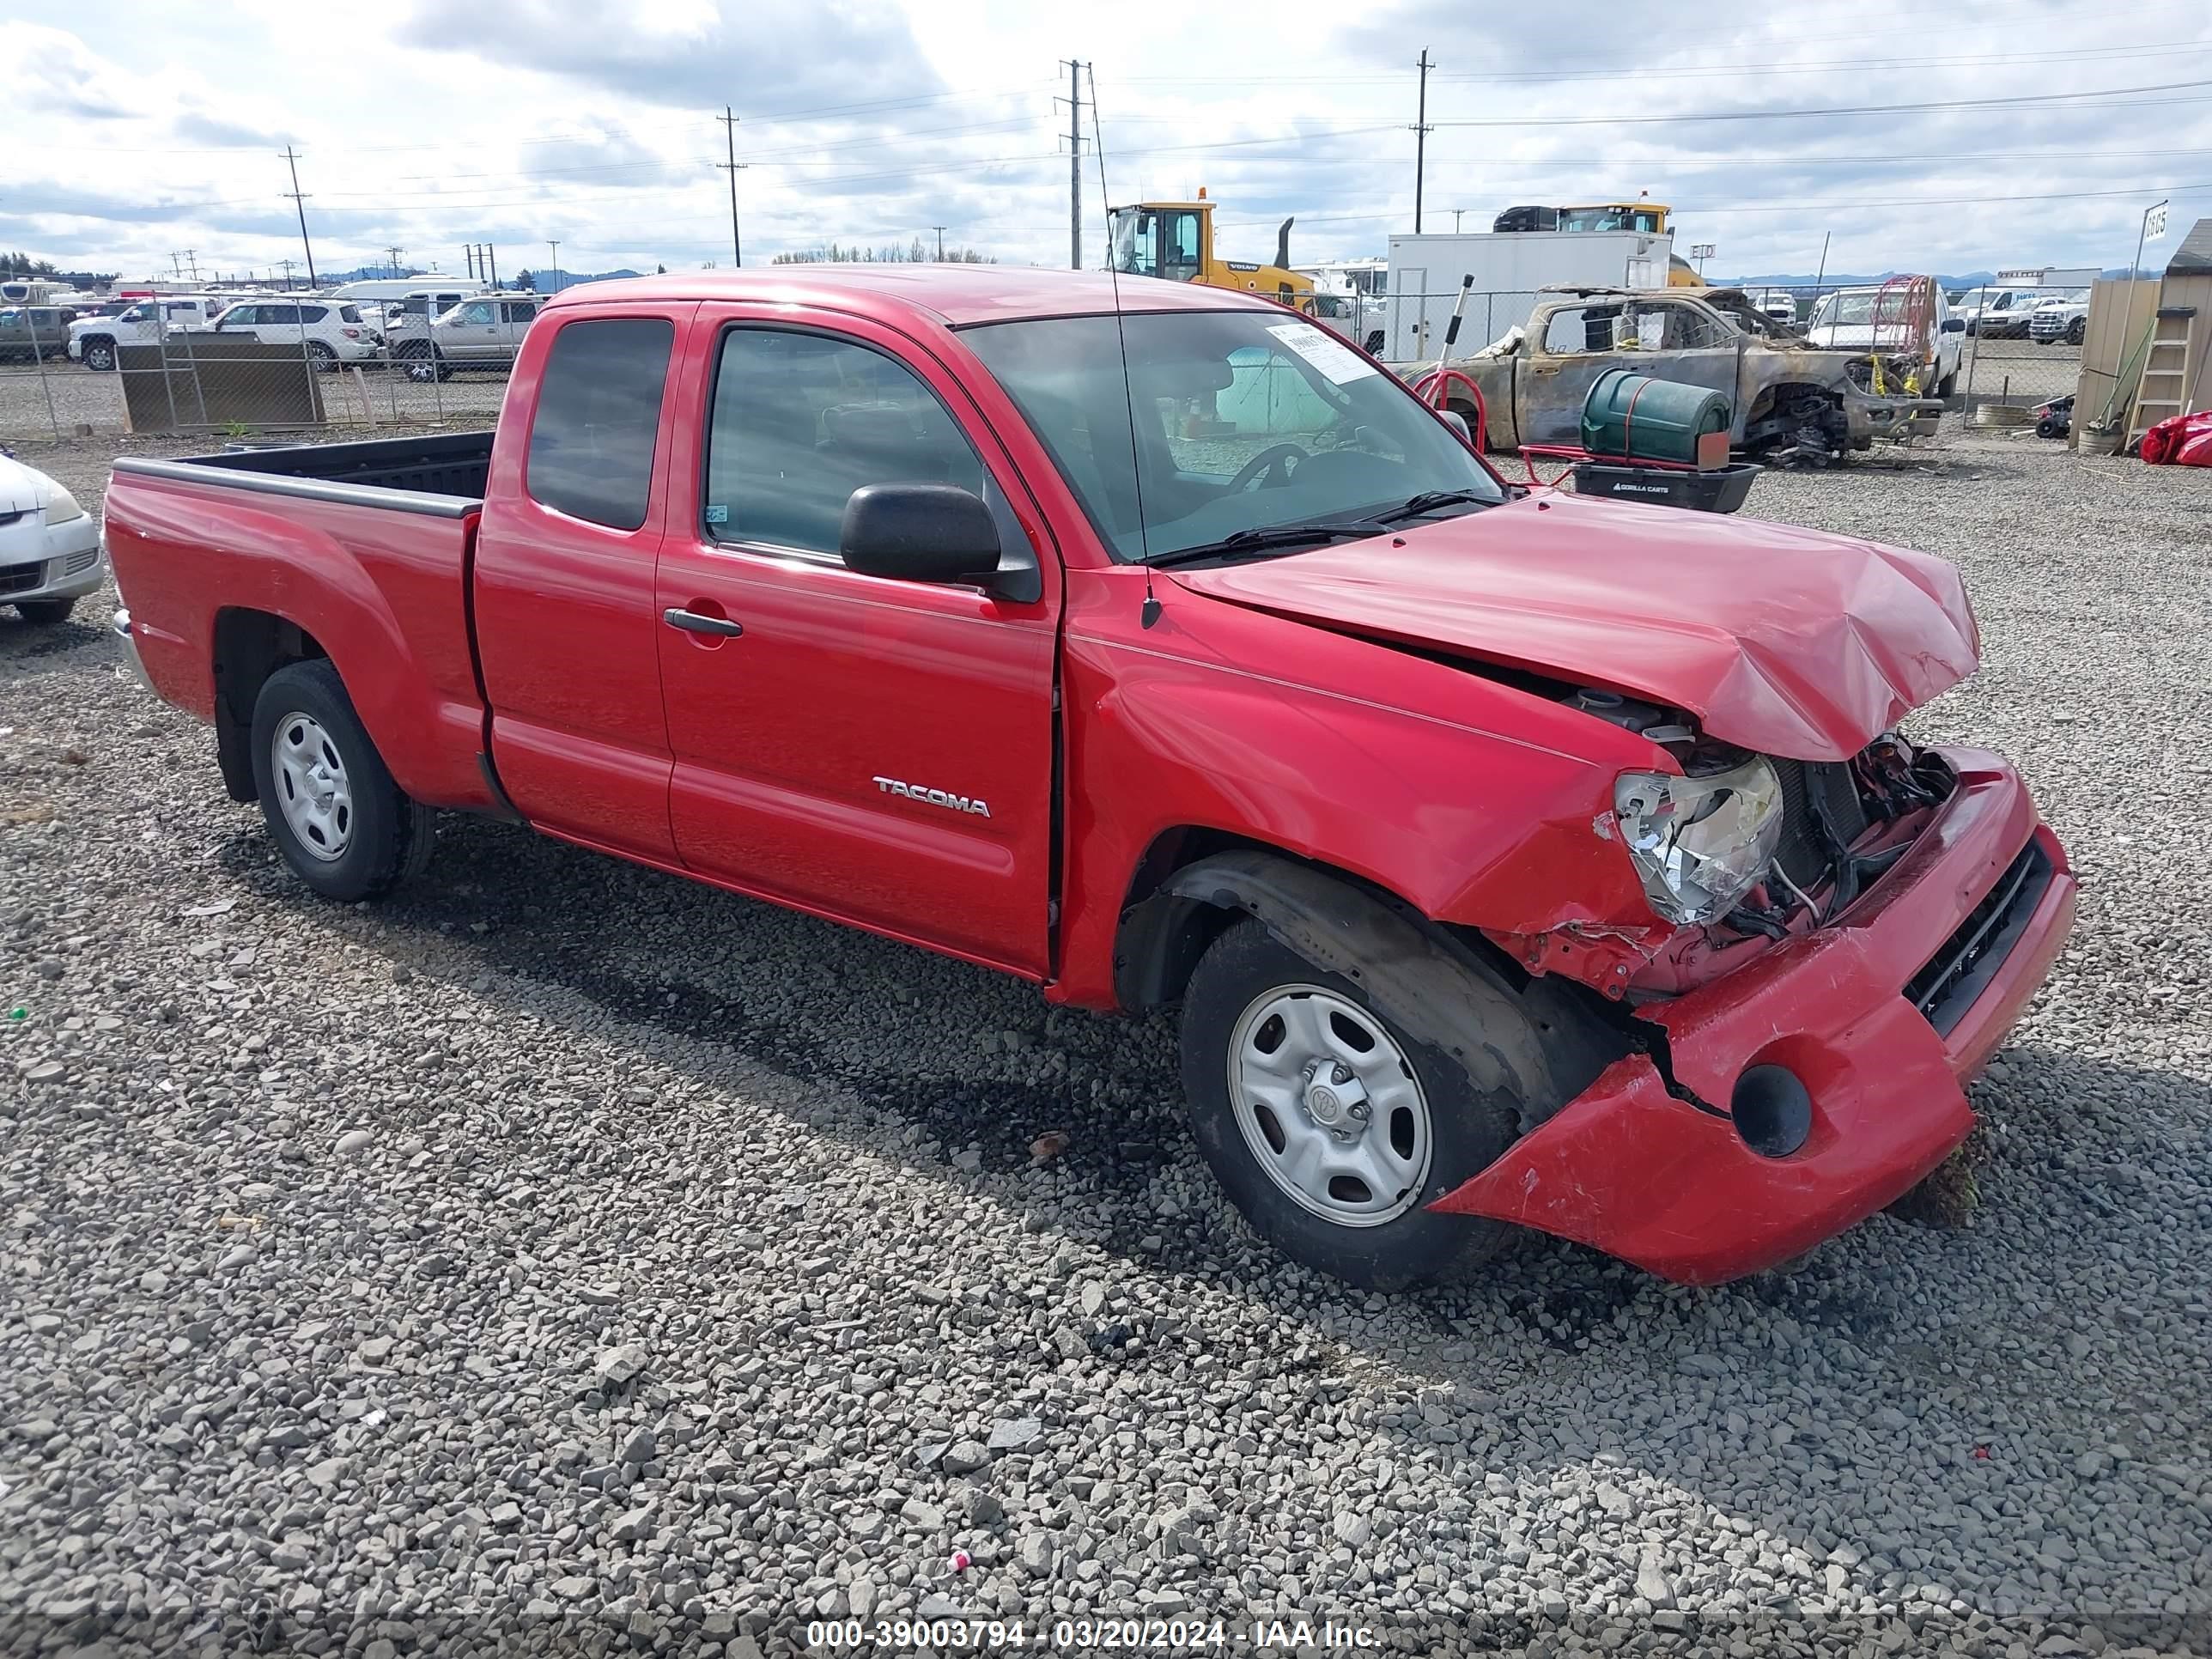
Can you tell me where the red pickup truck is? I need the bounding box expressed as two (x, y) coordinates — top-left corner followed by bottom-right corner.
(105, 268), (2075, 1291)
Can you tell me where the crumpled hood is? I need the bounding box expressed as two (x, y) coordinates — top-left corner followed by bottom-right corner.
(1170, 490), (1979, 762)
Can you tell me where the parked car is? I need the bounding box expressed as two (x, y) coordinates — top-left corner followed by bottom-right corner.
(0, 304), (80, 362)
(1753, 289), (1800, 325)
(410, 292), (539, 380)
(2026, 289), (2091, 345)
(204, 298), (383, 370)
(103, 266), (2076, 1291)
(1438, 287), (1943, 461)
(69, 295), (244, 370)
(1803, 283), (1963, 396)
(1, 450), (105, 623)
(1953, 288), (2043, 339)
(376, 286), (482, 371)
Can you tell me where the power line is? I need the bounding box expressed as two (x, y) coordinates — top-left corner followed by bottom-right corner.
(1411, 48), (1432, 234)
(281, 145), (317, 288)
(716, 106), (745, 267)
(1431, 76), (2212, 129)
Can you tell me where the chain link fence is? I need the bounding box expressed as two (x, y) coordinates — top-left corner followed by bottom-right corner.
(0, 289), (523, 445)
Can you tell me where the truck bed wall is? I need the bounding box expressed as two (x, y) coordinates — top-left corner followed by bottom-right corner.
(103, 464), (495, 814)
(181, 429), (495, 499)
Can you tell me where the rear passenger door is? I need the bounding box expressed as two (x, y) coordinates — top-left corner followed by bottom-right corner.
(498, 300), (538, 364)
(652, 309), (1060, 975)
(473, 306), (694, 859)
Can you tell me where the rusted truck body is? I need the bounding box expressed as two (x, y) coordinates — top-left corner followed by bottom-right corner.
(1423, 287), (1944, 464)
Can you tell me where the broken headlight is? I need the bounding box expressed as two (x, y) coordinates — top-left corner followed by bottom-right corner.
(1613, 757), (1785, 926)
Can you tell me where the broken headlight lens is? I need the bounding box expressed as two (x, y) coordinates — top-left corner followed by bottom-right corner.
(1613, 757), (1786, 926)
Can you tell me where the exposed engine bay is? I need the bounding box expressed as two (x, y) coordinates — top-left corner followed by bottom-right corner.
(1563, 686), (1956, 1000)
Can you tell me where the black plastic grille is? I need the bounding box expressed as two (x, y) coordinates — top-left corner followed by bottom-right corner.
(1904, 839), (2054, 1036)
(0, 561), (47, 596)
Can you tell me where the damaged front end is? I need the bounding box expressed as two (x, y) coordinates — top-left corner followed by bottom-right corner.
(1442, 690), (2076, 1284)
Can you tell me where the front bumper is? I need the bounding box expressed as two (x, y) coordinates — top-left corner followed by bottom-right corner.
(1844, 392), (1946, 445)
(1, 514), (105, 605)
(1431, 749), (2076, 1283)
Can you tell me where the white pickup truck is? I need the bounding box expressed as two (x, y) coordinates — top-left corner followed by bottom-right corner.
(69, 295), (243, 370)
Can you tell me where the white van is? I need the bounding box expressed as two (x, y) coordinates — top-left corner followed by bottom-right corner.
(328, 275), (489, 305)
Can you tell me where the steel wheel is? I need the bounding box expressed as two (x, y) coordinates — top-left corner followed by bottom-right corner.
(1227, 983), (1433, 1228)
(270, 711), (354, 861)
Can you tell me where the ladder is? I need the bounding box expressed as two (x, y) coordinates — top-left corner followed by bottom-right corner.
(2127, 306), (2198, 451)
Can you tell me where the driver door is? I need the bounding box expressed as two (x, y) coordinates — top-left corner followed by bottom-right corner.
(653, 307), (1061, 975)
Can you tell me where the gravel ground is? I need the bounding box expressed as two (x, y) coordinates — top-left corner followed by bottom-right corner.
(3, 426), (2209, 1658)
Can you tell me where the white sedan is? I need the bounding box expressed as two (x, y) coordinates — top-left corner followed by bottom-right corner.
(1, 453), (104, 623)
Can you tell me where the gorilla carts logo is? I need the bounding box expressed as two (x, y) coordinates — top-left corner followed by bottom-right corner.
(872, 775), (992, 819)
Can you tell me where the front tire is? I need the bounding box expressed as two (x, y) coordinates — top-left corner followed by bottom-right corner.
(1179, 919), (1520, 1291)
(2066, 318), (2086, 346)
(249, 659), (434, 902)
(82, 338), (115, 371)
(14, 598), (78, 624)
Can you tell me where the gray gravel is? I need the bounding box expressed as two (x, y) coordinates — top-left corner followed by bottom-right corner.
(3, 426), (2209, 1657)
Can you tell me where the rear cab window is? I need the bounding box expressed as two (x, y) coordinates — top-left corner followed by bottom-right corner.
(526, 318), (675, 530)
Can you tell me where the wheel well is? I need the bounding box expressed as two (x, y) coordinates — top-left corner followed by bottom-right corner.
(211, 609), (328, 803)
(1112, 828), (1531, 1011)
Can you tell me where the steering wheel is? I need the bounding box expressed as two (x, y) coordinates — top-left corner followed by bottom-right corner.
(1226, 443), (1305, 493)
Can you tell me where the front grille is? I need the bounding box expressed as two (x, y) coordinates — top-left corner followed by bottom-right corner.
(1904, 839), (2054, 1036)
(0, 562), (45, 596)
(1771, 757), (1871, 890)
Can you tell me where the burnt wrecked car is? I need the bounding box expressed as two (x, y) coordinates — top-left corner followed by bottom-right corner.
(1424, 286), (1944, 465)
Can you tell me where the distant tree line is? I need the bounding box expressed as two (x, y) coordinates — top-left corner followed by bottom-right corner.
(1, 252), (116, 286)
(771, 240), (994, 266)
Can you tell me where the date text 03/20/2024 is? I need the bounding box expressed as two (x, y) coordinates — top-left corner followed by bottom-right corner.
(803, 1616), (1381, 1650)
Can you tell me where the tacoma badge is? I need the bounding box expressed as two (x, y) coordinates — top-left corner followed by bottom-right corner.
(872, 775), (991, 818)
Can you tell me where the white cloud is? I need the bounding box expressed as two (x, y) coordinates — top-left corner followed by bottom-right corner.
(2, 0), (2208, 286)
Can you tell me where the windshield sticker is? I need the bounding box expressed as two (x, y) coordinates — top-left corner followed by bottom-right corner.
(1265, 321), (1377, 386)
(704, 504), (729, 526)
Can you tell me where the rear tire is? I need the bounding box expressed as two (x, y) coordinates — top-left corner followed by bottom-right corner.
(249, 659), (434, 902)
(1179, 918), (1521, 1291)
(306, 341), (337, 372)
(14, 598), (77, 624)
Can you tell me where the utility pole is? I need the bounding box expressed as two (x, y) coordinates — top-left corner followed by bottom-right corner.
(1060, 59), (1085, 270)
(931, 225), (947, 261)
(385, 245), (405, 278)
(717, 106), (746, 268)
(486, 245), (499, 290)
(1451, 209), (1463, 233)
(183, 249), (200, 281)
(465, 246), (477, 279)
(1411, 49), (1433, 234)
(279, 257), (296, 286)
(547, 240), (559, 293)
(282, 146), (318, 288)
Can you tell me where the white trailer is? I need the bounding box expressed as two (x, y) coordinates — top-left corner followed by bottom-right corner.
(1382, 230), (1674, 364)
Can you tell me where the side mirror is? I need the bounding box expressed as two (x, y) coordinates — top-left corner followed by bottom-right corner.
(1941, 318), (1965, 333)
(1438, 410), (1472, 444)
(841, 483), (1001, 586)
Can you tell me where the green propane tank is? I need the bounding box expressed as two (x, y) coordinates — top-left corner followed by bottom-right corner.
(1580, 368), (1733, 465)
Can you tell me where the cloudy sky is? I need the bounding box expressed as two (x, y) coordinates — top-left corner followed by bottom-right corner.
(6, 0), (2210, 286)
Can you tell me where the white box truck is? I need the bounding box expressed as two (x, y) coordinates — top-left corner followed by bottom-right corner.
(1382, 230), (1674, 363)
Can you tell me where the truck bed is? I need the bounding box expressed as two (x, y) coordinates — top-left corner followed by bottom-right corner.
(104, 428), (496, 815)
(115, 429), (494, 507)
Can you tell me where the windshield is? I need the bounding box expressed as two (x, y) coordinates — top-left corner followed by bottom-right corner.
(1812, 292), (1880, 325)
(963, 309), (1503, 563)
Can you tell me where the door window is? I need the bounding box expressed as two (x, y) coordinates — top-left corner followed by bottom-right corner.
(221, 307), (259, 327)
(525, 318), (675, 531)
(1540, 306), (1623, 353)
(1162, 210), (1203, 282)
(702, 327), (1022, 562)
(454, 301), (497, 325)
(501, 301), (538, 324)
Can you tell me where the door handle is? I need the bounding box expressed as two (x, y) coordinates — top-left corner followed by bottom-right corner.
(663, 607), (744, 638)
